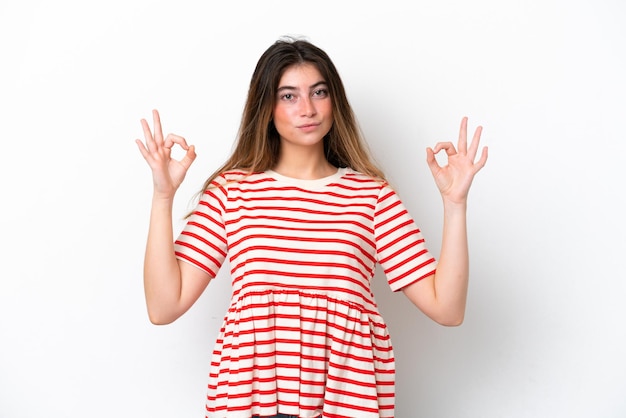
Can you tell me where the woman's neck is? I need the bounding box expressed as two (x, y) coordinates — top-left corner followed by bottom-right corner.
(273, 147), (336, 180)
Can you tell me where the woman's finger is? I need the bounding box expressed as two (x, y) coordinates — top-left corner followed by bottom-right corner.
(467, 125), (483, 161)
(473, 146), (489, 172)
(163, 136), (174, 151)
(152, 109), (164, 144)
(432, 141), (457, 156)
(141, 118), (157, 153)
(135, 138), (150, 160)
(164, 133), (190, 150)
(458, 116), (468, 154)
(425, 147), (440, 172)
(180, 145), (197, 170)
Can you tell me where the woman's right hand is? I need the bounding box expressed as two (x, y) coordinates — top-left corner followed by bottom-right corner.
(135, 109), (197, 198)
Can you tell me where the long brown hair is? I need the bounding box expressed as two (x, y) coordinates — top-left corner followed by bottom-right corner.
(194, 37), (386, 200)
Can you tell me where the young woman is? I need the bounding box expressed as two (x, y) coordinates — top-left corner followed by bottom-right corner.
(136, 38), (488, 418)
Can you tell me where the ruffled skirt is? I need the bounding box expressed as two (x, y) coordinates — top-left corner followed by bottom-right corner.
(205, 289), (396, 418)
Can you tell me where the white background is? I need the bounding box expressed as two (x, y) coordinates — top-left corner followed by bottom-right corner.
(1, 0), (625, 417)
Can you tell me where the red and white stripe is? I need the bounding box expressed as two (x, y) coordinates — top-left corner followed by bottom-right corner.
(174, 168), (436, 418)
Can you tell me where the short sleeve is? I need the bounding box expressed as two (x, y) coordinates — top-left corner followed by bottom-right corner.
(173, 175), (229, 278)
(375, 186), (437, 291)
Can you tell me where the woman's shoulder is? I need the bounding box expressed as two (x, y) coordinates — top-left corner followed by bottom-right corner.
(341, 167), (390, 189)
(212, 169), (276, 189)
(215, 169), (248, 182)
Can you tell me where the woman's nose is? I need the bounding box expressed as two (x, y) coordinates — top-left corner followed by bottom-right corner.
(300, 96), (316, 117)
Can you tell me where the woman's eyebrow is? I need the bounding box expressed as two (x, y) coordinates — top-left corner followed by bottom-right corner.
(277, 81), (328, 92)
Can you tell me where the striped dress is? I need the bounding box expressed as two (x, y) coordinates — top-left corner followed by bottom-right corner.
(174, 167), (436, 418)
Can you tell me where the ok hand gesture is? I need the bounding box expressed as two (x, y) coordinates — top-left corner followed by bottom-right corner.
(426, 117), (488, 205)
(135, 109), (197, 199)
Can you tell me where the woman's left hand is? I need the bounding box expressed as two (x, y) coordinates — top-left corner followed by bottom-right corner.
(426, 117), (488, 204)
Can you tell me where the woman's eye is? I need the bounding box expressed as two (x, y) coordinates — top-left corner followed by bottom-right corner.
(282, 93), (294, 100)
(313, 89), (328, 97)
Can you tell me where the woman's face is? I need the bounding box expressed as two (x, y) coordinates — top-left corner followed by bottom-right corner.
(272, 63), (333, 151)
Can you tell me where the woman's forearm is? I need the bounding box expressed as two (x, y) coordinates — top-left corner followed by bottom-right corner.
(402, 199), (471, 326)
(143, 195), (183, 324)
(431, 200), (470, 325)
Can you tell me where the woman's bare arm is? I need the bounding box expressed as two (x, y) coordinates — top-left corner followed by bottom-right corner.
(136, 109), (211, 325)
(402, 117), (488, 326)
